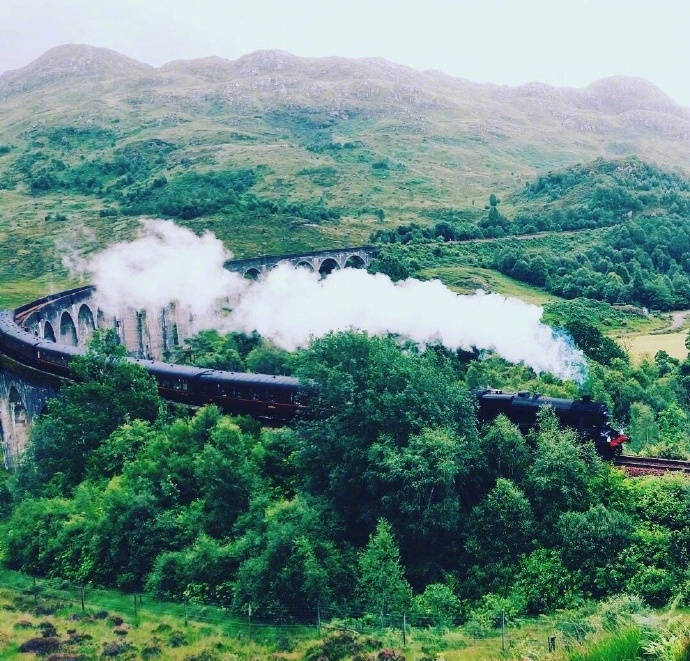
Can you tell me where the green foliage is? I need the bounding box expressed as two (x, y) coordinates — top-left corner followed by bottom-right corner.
(171, 329), (294, 375)
(13, 331), (162, 495)
(2, 329), (690, 621)
(559, 505), (635, 597)
(626, 566), (676, 607)
(512, 549), (580, 613)
(478, 415), (530, 482)
(567, 627), (642, 661)
(561, 319), (627, 366)
(0, 469), (11, 517)
(356, 519), (412, 614)
(413, 583), (463, 626)
(524, 409), (592, 534)
(466, 479), (534, 565)
(231, 496), (351, 617)
(368, 246), (418, 281)
(146, 534), (236, 604)
(295, 331), (479, 552)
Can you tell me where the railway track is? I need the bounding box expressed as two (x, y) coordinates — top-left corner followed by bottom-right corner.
(614, 455), (690, 475)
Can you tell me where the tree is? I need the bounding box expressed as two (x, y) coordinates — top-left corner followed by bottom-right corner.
(13, 330), (162, 496)
(171, 329), (248, 370)
(525, 409), (592, 536)
(295, 331), (478, 543)
(558, 505), (634, 597)
(654, 403), (688, 457)
(368, 247), (415, 282)
(465, 479), (534, 566)
(512, 549), (580, 614)
(193, 418), (260, 537)
(245, 343), (294, 375)
(627, 402), (658, 451)
(479, 415), (530, 482)
(356, 519), (412, 615)
(369, 427), (477, 583)
(564, 319), (627, 366)
(231, 496), (351, 618)
(413, 583), (463, 626)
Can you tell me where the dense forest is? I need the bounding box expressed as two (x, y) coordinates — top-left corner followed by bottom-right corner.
(371, 159), (690, 310)
(1, 324), (688, 629)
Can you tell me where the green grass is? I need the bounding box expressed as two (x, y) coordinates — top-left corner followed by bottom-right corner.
(566, 627), (642, 660)
(0, 275), (79, 309)
(614, 331), (689, 362)
(418, 264), (561, 305)
(2, 569), (690, 660)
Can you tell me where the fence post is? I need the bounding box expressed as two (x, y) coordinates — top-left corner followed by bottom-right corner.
(317, 602), (321, 636)
(247, 602), (252, 642)
(501, 610), (505, 651)
(184, 600), (188, 627)
(133, 594), (138, 617)
(402, 613), (406, 648)
(80, 585), (85, 612)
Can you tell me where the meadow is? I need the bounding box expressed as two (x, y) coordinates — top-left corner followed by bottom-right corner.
(0, 569), (688, 660)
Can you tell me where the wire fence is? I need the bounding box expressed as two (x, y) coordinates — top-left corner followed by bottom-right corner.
(0, 570), (579, 654)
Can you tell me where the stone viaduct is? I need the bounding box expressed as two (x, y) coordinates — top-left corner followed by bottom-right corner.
(0, 361), (58, 469)
(225, 246), (376, 280)
(0, 246), (378, 468)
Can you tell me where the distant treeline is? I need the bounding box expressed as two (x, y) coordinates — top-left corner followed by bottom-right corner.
(371, 158), (690, 310)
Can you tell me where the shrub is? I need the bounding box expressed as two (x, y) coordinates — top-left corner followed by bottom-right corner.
(413, 584), (463, 627)
(18, 637), (61, 654)
(626, 566), (676, 607)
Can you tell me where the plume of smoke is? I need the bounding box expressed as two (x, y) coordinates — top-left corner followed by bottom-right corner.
(85, 219), (243, 316)
(83, 219), (586, 382)
(225, 264), (585, 381)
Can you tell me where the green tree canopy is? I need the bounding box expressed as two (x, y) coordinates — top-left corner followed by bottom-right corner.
(13, 330), (162, 496)
(356, 519), (412, 615)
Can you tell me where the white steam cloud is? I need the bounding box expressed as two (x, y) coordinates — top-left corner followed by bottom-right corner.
(87, 219), (238, 316)
(83, 219), (586, 381)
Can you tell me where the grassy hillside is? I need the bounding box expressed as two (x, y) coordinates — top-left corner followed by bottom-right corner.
(1, 45), (690, 303)
(0, 568), (687, 660)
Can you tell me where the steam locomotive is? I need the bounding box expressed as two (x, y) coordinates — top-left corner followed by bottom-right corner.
(475, 388), (628, 458)
(0, 309), (627, 456)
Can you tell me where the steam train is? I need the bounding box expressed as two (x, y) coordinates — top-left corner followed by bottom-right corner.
(475, 389), (628, 458)
(0, 310), (304, 422)
(0, 309), (627, 456)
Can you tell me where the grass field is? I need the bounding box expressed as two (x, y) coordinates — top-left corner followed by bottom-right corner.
(614, 331), (689, 362)
(3, 569), (685, 660)
(417, 264), (561, 305)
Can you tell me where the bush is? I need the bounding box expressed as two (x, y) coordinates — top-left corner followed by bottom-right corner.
(413, 584), (463, 627)
(465, 593), (526, 637)
(304, 631), (367, 661)
(512, 549), (580, 613)
(626, 566), (676, 607)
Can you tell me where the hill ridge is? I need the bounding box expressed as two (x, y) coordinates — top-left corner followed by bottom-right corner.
(1, 44), (686, 113)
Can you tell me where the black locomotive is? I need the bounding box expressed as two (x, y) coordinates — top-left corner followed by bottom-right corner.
(475, 388), (628, 458)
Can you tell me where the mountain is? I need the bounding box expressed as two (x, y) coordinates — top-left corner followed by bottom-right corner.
(0, 44), (153, 94)
(1, 44), (689, 304)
